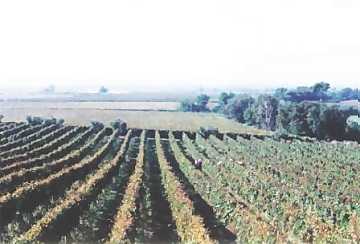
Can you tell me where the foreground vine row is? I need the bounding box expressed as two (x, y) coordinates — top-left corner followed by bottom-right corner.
(155, 131), (215, 244)
(0, 118), (358, 243)
(107, 130), (145, 243)
(17, 129), (132, 242)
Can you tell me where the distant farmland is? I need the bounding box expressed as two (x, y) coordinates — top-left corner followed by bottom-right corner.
(0, 101), (262, 134)
(0, 101), (180, 111)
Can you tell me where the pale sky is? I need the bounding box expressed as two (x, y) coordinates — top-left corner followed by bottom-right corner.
(0, 0), (360, 93)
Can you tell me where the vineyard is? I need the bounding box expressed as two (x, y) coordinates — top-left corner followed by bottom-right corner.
(0, 119), (359, 243)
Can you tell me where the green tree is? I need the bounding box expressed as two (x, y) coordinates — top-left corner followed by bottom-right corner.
(180, 99), (194, 112)
(219, 92), (235, 105)
(179, 94), (210, 112)
(312, 82), (330, 101)
(276, 101), (292, 131)
(277, 82), (331, 102)
(346, 115), (360, 140)
(288, 103), (307, 136)
(305, 102), (324, 138)
(243, 104), (257, 125)
(347, 115), (360, 131)
(195, 94), (210, 112)
(319, 106), (347, 140)
(213, 92), (235, 113)
(223, 95), (255, 123)
(277, 102), (358, 140)
(253, 95), (279, 131)
(274, 88), (288, 100)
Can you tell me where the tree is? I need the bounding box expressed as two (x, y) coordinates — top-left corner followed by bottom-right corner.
(277, 82), (331, 102)
(287, 103), (309, 136)
(319, 106), (347, 140)
(213, 92), (235, 113)
(276, 102), (358, 140)
(219, 92), (235, 106)
(305, 102), (324, 138)
(223, 95), (255, 123)
(274, 88), (288, 100)
(281, 102), (324, 137)
(347, 116), (360, 131)
(346, 115), (360, 140)
(312, 81), (330, 94)
(179, 94), (210, 112)
(253, 95), (279, 131)
(312, 82), (330, 101)
(243, 104), (257, 125)
(285, 86), (314, 102)
(180, 99), (194, 112)
(276, 102), (292, 131)
(335, 88), (360, 101)
(195, 94), (210, 112)
(99, 86), (109, 94)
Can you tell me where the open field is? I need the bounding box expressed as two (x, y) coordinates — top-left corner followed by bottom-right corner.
(0, 120), (359, 243)
(0, 101), (180, 111)
(0, 103), (266, 134)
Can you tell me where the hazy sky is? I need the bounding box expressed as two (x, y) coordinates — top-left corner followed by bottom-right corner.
(0, 0), (360, 93)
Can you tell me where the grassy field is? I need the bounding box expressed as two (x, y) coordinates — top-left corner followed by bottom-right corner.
(0, 102), (267, 134)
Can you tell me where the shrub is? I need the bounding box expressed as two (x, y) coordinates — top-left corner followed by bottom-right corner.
(110, 119), (127, 134)
(198, 126), (218, 138)
(90, 120), (104, 129)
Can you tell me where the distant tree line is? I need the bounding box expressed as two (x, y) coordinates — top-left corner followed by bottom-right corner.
(180, 82), (360, 141)
(274, 82), (360, 102)
(180, 94), (211, 112)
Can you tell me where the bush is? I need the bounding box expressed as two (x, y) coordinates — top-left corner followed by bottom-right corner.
(347, 115), (360, 131)
(272, 129), (290, 141)
(198, 126), (218, 138)
(110, 119), (127, 134)
(57, 118), (65, 125)
(90, 121), (104, 129)
(26, 116), (33, 124)
(346, 116), (360, 140)
(43, 118), (57, 126)
(26, 116), (44, 125)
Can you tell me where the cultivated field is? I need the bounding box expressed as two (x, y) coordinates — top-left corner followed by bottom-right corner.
(0, 101), (180, 111)
(0, 101), (265, 134)
(0, 120), (359, 243)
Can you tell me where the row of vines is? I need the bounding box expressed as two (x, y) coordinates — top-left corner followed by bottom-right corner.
(0, 120), (358, 243)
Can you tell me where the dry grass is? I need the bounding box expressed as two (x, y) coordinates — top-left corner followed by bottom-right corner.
(0, 104), (268, 134)
(0, 101), (179, 111)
